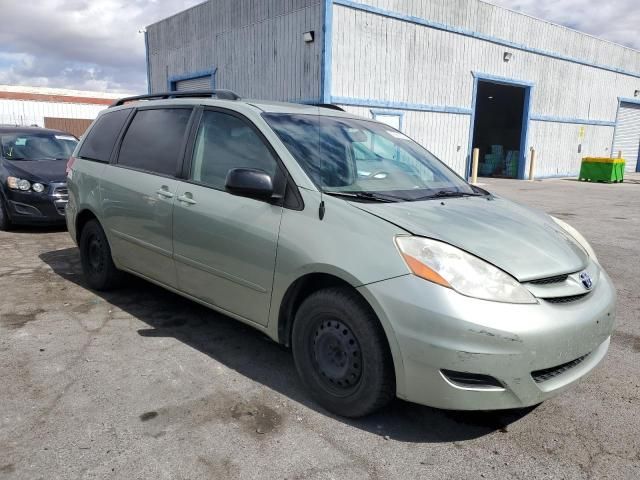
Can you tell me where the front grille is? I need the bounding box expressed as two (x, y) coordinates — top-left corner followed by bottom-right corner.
(531, 353), (590, 383)
(52, 184), (68, 216)
(528, 274), (569, 285)
(52, 186), (68, 199)
(544, 293), (589, 304)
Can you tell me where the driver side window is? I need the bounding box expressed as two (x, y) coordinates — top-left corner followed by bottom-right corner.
(191, 111), (278, 190)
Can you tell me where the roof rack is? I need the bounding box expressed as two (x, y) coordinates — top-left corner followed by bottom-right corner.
(309, 103), (345, 112)
(110, 89), (241, 107)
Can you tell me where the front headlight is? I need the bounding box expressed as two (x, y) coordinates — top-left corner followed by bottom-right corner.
(7, 176), (20, 190)
(551, 216), (598, 263)
(395, 236), (537, 304)
(8, 176), (32, 191)
(7, 177), (43, 193)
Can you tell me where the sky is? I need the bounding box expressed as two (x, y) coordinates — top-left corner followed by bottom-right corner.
(0, 0), (638, 94)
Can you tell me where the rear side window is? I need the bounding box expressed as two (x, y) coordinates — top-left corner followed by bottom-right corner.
(117, 108), (192, 176)
(78, 109), (130, 162)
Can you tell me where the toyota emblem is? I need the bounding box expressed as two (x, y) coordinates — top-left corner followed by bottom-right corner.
(579, 272), (593, 290)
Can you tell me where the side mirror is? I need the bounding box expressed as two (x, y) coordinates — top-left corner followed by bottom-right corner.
(225, 168), (274, 200)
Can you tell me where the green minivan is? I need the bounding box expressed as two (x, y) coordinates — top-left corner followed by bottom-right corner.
(66, 91), (615, 417)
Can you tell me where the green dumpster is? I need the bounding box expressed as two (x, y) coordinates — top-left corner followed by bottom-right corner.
(578, 157), (625, 183)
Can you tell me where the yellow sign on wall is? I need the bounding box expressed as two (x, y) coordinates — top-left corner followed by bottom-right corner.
(578, 126), (585, 139)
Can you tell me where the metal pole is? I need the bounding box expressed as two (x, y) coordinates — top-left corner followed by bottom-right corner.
(471, 148), (480, 185)
(618, 150), (622, 159)
(528, 148), (536, 181)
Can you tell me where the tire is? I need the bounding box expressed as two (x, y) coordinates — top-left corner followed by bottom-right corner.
(79, 219), (122, 291)
(0, 197), (12, 231)
(292, 287), (395, 418)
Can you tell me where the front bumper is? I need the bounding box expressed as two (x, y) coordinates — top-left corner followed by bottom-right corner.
(4, 182), (68, 225)
(358, 268), (616, 410)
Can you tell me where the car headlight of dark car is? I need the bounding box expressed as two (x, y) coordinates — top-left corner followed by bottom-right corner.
(7, 176), (45, 193)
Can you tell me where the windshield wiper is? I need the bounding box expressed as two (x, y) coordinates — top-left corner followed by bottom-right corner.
(324, 191), (408, 203)
(412, 190), (483, 201)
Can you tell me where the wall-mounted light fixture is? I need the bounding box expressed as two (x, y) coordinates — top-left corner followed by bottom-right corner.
(634, 89), (640, 97)
(303, 31), (315, 43)
(503, 51), (513, 62)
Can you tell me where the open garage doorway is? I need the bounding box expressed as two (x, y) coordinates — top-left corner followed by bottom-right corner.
(470, 78), (531, 179)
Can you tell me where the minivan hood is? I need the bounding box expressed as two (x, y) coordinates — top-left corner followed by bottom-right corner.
(2, 159), (67, 183)
(352, 195), (588, 281)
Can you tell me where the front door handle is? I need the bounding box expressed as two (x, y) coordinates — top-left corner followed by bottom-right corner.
(156, 186), (174, 199)
(177, 193), (197, 205)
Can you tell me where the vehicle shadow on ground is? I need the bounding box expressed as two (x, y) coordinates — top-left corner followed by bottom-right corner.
(8, 225), (67, 235)
(40, 246), (536, 444)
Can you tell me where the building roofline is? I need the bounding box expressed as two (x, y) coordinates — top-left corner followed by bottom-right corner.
(481, 0), (640, 55)
(146, 0), (208, 29)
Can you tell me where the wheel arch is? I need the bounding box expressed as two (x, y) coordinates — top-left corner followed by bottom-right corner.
(277, 272), (354, 348)
(276, 271), (406, 398)
(75, 208), (100, 244)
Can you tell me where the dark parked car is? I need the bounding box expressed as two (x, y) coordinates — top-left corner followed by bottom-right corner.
(0, 126), (78, 230)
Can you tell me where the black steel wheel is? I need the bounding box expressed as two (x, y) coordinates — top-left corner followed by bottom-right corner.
(292, 287), (395, 418)
(79, 219), (122, 291)
(312, 318), (363, 395)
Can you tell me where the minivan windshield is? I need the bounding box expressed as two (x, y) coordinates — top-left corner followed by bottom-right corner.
(263, 113), (477, 201)
(0, 132), (78, 161)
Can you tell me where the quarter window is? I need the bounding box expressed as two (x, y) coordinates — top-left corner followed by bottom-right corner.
(78, 109), (130, 162)
(191, 111), (278, 189)
(118, 108), (192, 176)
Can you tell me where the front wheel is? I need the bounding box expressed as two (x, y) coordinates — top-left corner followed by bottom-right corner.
(292, 287), (395, 418)
(79, 219), (122, 291)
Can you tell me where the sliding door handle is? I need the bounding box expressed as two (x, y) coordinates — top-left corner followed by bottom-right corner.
(156, 185), (174, 199)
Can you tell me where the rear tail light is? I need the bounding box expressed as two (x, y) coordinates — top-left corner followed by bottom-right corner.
(66, 156), (77, 175)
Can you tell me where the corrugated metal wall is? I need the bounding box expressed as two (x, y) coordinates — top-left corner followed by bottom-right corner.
(331, 1), (640, 177)
(0, 99), (107, 131)
(337, 0), (640, 74)
(527, 122), (616, 177)
(147, 0), (323, 101)
(612, 103), (640, 172)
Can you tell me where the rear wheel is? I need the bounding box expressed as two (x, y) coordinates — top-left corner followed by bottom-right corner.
(292, 287), (395, 418)
(0, 197), (12, 231)
(79, 219), (122, 291)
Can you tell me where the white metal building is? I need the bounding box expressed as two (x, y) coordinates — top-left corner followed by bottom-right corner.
(146, 0), (640, 178)
(0, 85), (124, 137)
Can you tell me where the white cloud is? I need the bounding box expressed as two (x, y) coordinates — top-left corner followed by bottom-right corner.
(0, 0), (203, 93)
(0, 0), (637, 93)
(489, 0), (640, 51)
